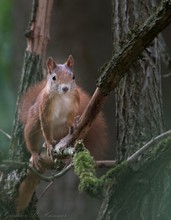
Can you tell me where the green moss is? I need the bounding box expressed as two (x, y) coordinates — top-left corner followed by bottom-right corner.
(73, 141), (130, 197)
(73, 137), (171, 198)
(73, 141), (102, 197)
(99, 161), (128, 187)
(146, 137), (171, 161)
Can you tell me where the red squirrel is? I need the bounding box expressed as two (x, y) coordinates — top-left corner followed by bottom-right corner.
(19, 55), (107, 168)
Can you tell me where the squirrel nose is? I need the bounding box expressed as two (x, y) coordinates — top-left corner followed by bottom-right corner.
(62, 86), (69, 93)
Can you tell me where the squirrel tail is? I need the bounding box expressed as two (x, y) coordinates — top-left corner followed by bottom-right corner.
(16, 172), (39, 213)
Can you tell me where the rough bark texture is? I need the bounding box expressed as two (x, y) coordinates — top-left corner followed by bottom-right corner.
(113, 0), (164, 160)
(97, 0), (171, 95)
(98, 0), (171, 219)
(9, 52), (43, 161)
(97, 138), (171, 220)
(0, 1), (53, 219)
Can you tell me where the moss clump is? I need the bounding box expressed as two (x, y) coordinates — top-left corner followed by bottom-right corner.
(73, 136), (171, 199)
(73, 141), (102, 197)
(73, 141), (130, 197)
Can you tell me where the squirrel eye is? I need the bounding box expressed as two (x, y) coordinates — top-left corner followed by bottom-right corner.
(72, 75), (75, 80)
(52, 75), (56, 81)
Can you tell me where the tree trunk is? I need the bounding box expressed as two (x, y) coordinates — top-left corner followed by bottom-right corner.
(114, 0), (164, 161)
(0, 1), (53, 219)
(97, 0), (170, 219)
(97, 137), (171, 220)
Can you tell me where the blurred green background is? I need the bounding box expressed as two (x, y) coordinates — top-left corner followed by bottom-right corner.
(0, 0), (15, 157)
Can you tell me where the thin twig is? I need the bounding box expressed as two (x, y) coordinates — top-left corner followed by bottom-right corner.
(0, 160), (28, 171)
(27, 163), (73, 182)
(38, 181), (54, 199)
(158, 34), (171, 71)
(37, 160), (117, 199)
(95, 160), (117, 168)
(0, 128), (11, 140)
(127, 130), (171, 163)
(163, 72), (171, 78)
(1, 160), (72, 181)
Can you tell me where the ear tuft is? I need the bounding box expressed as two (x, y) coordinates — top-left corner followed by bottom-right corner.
(66, 55), (74, 70)
(47, 57), (57, 73)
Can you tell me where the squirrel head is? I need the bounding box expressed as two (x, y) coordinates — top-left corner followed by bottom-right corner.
(46, 55), (76, 94)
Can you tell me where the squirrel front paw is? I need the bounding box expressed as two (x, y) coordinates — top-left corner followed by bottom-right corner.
(30, 153), (45, 173)
(46, 143), (54, 161)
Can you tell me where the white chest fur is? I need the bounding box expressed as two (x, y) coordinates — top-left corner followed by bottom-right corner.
(51, 93), (74, 126)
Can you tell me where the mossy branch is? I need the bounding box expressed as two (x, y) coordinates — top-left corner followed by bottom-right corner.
(73, 131), (171, 197)
(73, 141), (102, 197)
(97, 0), (171, 94)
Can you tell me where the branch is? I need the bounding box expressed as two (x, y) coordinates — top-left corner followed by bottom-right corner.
(53, 0), (171, 154)
(158, 34), (171, 71)
(71, 131), (171, 201)
(95, 160), (117, 168)
(21, 130), (170, 192)
(97, 0), (171, 94)
(0, 157), (116, 179)
(28, 163), (73, 182)
(97, 136), (171, 220)
(163, 72), (171, 78)
(127, 130), (171, 163)
(38, 181), (54, 200)
(25, 0), (53, 56)
(0, 128), (11, 140)
(36, 161), (117, 199)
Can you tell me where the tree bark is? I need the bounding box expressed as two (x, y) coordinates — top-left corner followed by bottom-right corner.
(98, 0), (171, 219)
(0, 1), (53, 219)
(97, 137), (171, 220)
(113, 0), (164, 160)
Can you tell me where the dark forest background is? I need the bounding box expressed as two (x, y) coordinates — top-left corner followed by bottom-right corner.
(0, 0), (171, 219)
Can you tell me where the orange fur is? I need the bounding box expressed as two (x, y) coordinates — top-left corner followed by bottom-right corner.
(19, 56), (107, 161)
(17, 56), (108, 212)
(20, 84), (107, 159)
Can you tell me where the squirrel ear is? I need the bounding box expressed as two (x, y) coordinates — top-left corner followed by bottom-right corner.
(47, 57), (57, 73)
(66, 55), (74, 70)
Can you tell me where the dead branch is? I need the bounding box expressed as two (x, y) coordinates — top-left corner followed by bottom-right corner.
(25, 0), (53, 58)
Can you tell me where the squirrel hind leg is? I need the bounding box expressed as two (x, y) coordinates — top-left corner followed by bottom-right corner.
(24, 121), (44, 171)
